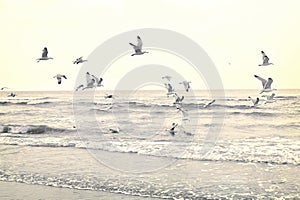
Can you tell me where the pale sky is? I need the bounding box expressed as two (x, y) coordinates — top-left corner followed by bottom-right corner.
(1, 0), (300, 91)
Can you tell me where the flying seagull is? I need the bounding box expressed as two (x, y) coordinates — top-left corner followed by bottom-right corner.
(254, 75), (276, 94)
(162, 76), (172, 82)
(258, 51), (273, 66)
(248, 96), (260, 107)
(179, 81), (191, 92)
(173, 93), (184, 105)
(264, 93), (276, 104)
(1, 87), (9, 90)
(73, 56), (87, 64)
(37, 47), (53, 62)
(53, 74), (67, 84)
(7, 92), (16, 97)
(129, 36), (148, 56)
(165, 83), (175, 96)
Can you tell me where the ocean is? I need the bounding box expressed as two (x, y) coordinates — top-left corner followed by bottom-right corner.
(0, 89), (299, 199)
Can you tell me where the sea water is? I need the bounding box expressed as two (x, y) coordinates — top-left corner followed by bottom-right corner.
(0, 90), (299, 199)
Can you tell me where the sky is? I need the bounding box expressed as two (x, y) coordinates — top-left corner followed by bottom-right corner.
(0, 0), (300, 91)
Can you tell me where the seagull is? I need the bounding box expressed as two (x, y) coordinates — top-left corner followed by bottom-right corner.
(81, 72), (96, 90)
(36, 47), (53, 62)
(1, 87), (9, 90)
(109, 127), (120, 133)
(53, 74), (67, 84)
(91, 75), (104, 87)
(254, 75), (276, 94)
(179, 81), (191, 92)
(248, 96), (260, 107)
(129, 36), (148, 56)
(203, 99), (216, 108)
(104, 94), (114, 99)
(258, 51), (273, 66)
(162, 76), (172, 82)
(173, 93), (184, 105)
(264, 93), (276, 104)
(7, 92), (16, 97)
(73, 56), (87, 64)
(165, 83), (175, 96)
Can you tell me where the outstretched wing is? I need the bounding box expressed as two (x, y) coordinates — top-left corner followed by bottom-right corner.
(137, 36), (143, 49)
(264, 78), (273, 89)
(91, 74), (99, 83)
(254, 75), (267, 88)
(75, 85), (84, 91)
(42, 48), (48, 58)
(254, 98), (259, 106)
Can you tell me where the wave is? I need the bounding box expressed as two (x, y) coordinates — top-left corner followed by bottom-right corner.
(0, 101), (54, 106)
(0, 124), (66, 134)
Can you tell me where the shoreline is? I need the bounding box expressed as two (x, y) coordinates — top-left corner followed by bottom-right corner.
(0, 181), (158, 200)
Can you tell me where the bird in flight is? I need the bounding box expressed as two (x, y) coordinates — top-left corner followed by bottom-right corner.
(129, 36), (148, 56)
(37, 47), (53, 62)
(179, 81), (191, 92)
(258, 51), (273, 66)
(254, 75), (276, 94)
(73, 56), (87, 64)
(53, 74), (67, 84)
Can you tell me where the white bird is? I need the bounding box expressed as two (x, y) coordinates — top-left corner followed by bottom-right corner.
(81, 72), (96, 90)
(53, 74), (67, 84)
(129, 36), (148, 56)
(179, 81), (191, 92)
(165, 83), (175, 96)
(258, 51), (273, 66)
(36, 47), (53, 62)
(264, 93), (276, 104)
(73, 56), (87, 64)
(173, 93), (184, 105)
(248, 96), (260, 107)
(162, 76), (172, 82)
(203, 99), (216, 108)
(1, 87), (9, 90)
(7, 92), (16, 97)
(254, 75), (276, 94)
(91, 75), (104, 87)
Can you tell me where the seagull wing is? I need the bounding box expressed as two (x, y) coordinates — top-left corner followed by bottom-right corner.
(75, 85), (84, 91)
(254, 98), (259, 106)
(264, 78), (273, 89)
(254, 75), (267, 88)
(86, 73), (92, 85)
(137, 36), (143, 49)
(91, 75), (99, 83)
